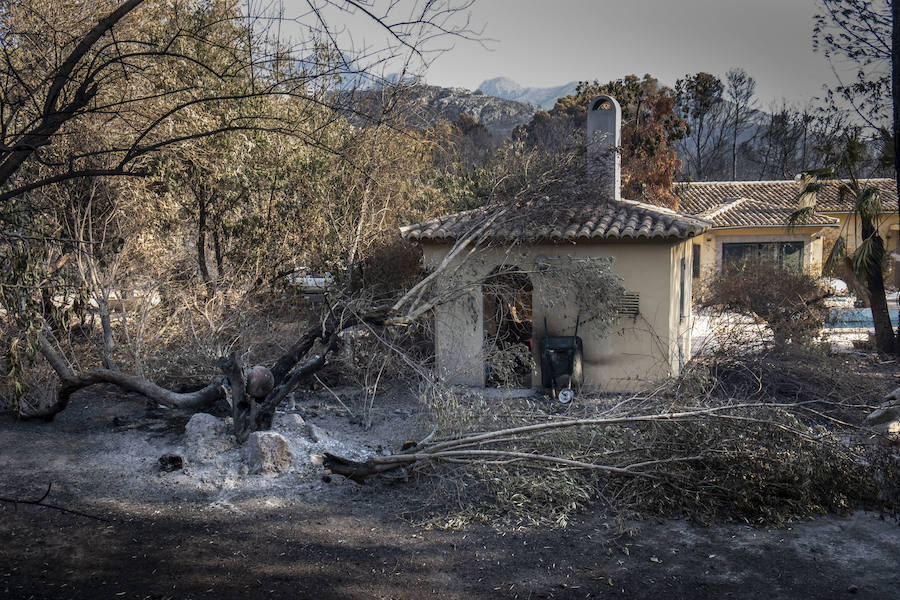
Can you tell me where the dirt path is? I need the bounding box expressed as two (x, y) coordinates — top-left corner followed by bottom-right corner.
(2, 390), (899, 599)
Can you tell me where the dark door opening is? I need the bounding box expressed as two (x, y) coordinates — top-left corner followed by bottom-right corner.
(483, 266), (533, 387)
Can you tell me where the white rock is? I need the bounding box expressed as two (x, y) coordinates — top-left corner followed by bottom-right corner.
(823, 277), (849, 295)
(184, 413), (232, 462)
(246, 431), (294, 474)
(873, 420), (900, 443)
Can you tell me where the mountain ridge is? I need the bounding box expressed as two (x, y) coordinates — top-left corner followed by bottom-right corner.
(476, 77), (579, 110)
(335, 84), (539, 136)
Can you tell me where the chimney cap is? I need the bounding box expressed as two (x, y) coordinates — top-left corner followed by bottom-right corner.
(590, 95), (621, 113)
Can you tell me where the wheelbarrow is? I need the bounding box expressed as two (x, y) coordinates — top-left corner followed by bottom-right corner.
(539, 316), (583, 403)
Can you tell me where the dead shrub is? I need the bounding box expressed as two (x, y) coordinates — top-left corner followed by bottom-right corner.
(0, 348), (58, 417)
(699, 261), (828, 347)
(674, 344), (883, 406)
(330, 315), (435, 428)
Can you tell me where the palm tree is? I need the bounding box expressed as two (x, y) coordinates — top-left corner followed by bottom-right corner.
(792, 137), (896, 354)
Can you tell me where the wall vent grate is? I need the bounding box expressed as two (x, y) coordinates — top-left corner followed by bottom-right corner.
(617, 292), (640, 316)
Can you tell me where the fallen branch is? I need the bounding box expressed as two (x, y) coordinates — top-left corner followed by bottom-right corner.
(27, 328), (225, 421)
(315, 401), (808, 483)
(0, 483), (111, 522)
(27, 303), (382, 425)
(319, 449), (707, 483)
(24, 367), (225, 422)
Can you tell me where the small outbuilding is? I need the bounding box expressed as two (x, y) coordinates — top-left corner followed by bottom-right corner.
(401, 96), (711, 392)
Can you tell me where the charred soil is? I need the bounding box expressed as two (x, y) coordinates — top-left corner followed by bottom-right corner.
(2, 372), (900, 600)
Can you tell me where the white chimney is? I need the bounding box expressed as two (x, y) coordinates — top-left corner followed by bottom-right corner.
(587, 95), (621, 201)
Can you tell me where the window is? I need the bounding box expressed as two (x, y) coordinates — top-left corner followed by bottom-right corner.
(679, 257), (687, 321)
(722, 241), (804, 271)
(692, 244), (701, 278)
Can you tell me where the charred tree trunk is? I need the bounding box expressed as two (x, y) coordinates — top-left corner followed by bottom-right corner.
(30, 305), (386, 433)
(861, 218), (896, 353)
(217, 353), (254, 443)
(58, 370), (224, 412)
(218, 332), (339, 442)
(268, 309), (387, 385)
(892, 0), (900, 349)
(29, 332), (225, 421)
(270, 327), (322, 385)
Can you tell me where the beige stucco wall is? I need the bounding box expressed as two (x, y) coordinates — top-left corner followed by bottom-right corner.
(422, 239), (694, 393)
(821, 211), (900, 255)
(692, 226), (827, 281)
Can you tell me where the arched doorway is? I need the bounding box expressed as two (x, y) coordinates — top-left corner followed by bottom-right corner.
(482, 266), (533, 387)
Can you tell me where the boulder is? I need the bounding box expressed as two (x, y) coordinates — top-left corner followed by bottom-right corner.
(184, 413), (232, 462)
(246, 431), (294, 474)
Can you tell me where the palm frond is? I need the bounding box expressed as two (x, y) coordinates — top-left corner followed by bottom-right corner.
(795, 181), (826, 197)
(849, 235), (884, 280)
(823, 235), (846, 277)
(837, 182), (855, 205)
(854, 186), (882, 223)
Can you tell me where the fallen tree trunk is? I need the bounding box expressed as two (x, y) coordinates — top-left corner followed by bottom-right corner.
(24, 369), (226, 421)
(28, 330), (225, 421)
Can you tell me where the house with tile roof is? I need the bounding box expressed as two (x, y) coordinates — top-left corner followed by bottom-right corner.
(678, 178), (899, 283)
(400, 96), (711, 392)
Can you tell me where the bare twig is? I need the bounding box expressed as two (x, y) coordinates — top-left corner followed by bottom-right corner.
(0, 483), (112, 522)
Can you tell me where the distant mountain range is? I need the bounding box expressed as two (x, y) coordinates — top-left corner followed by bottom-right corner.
(476, 77), (579, 110)
(331, 73), (580, 135)
(336, 84), (539, 136)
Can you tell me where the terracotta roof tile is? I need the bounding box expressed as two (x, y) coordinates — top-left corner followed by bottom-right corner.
(401, 196), (711, 243)
(696, 198), (839, 229)
(678, 178), (897, 215)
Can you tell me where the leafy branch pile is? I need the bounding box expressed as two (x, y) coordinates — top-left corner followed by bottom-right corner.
(321, 348), (898, 528)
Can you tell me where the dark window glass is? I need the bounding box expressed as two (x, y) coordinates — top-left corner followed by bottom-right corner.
(721, 241), (804, 272)
(779, 241), (804, 271)
(692, 244), (701, 278)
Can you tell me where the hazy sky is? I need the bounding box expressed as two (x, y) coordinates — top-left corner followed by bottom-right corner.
(280, 0), (839, 105)
(425, 0), (833, 103)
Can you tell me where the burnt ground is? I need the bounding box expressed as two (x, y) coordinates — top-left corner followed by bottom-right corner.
(2, 385), (900, 600)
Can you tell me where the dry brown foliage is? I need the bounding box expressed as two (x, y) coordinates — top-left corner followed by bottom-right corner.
(698, 261), (828, 347)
